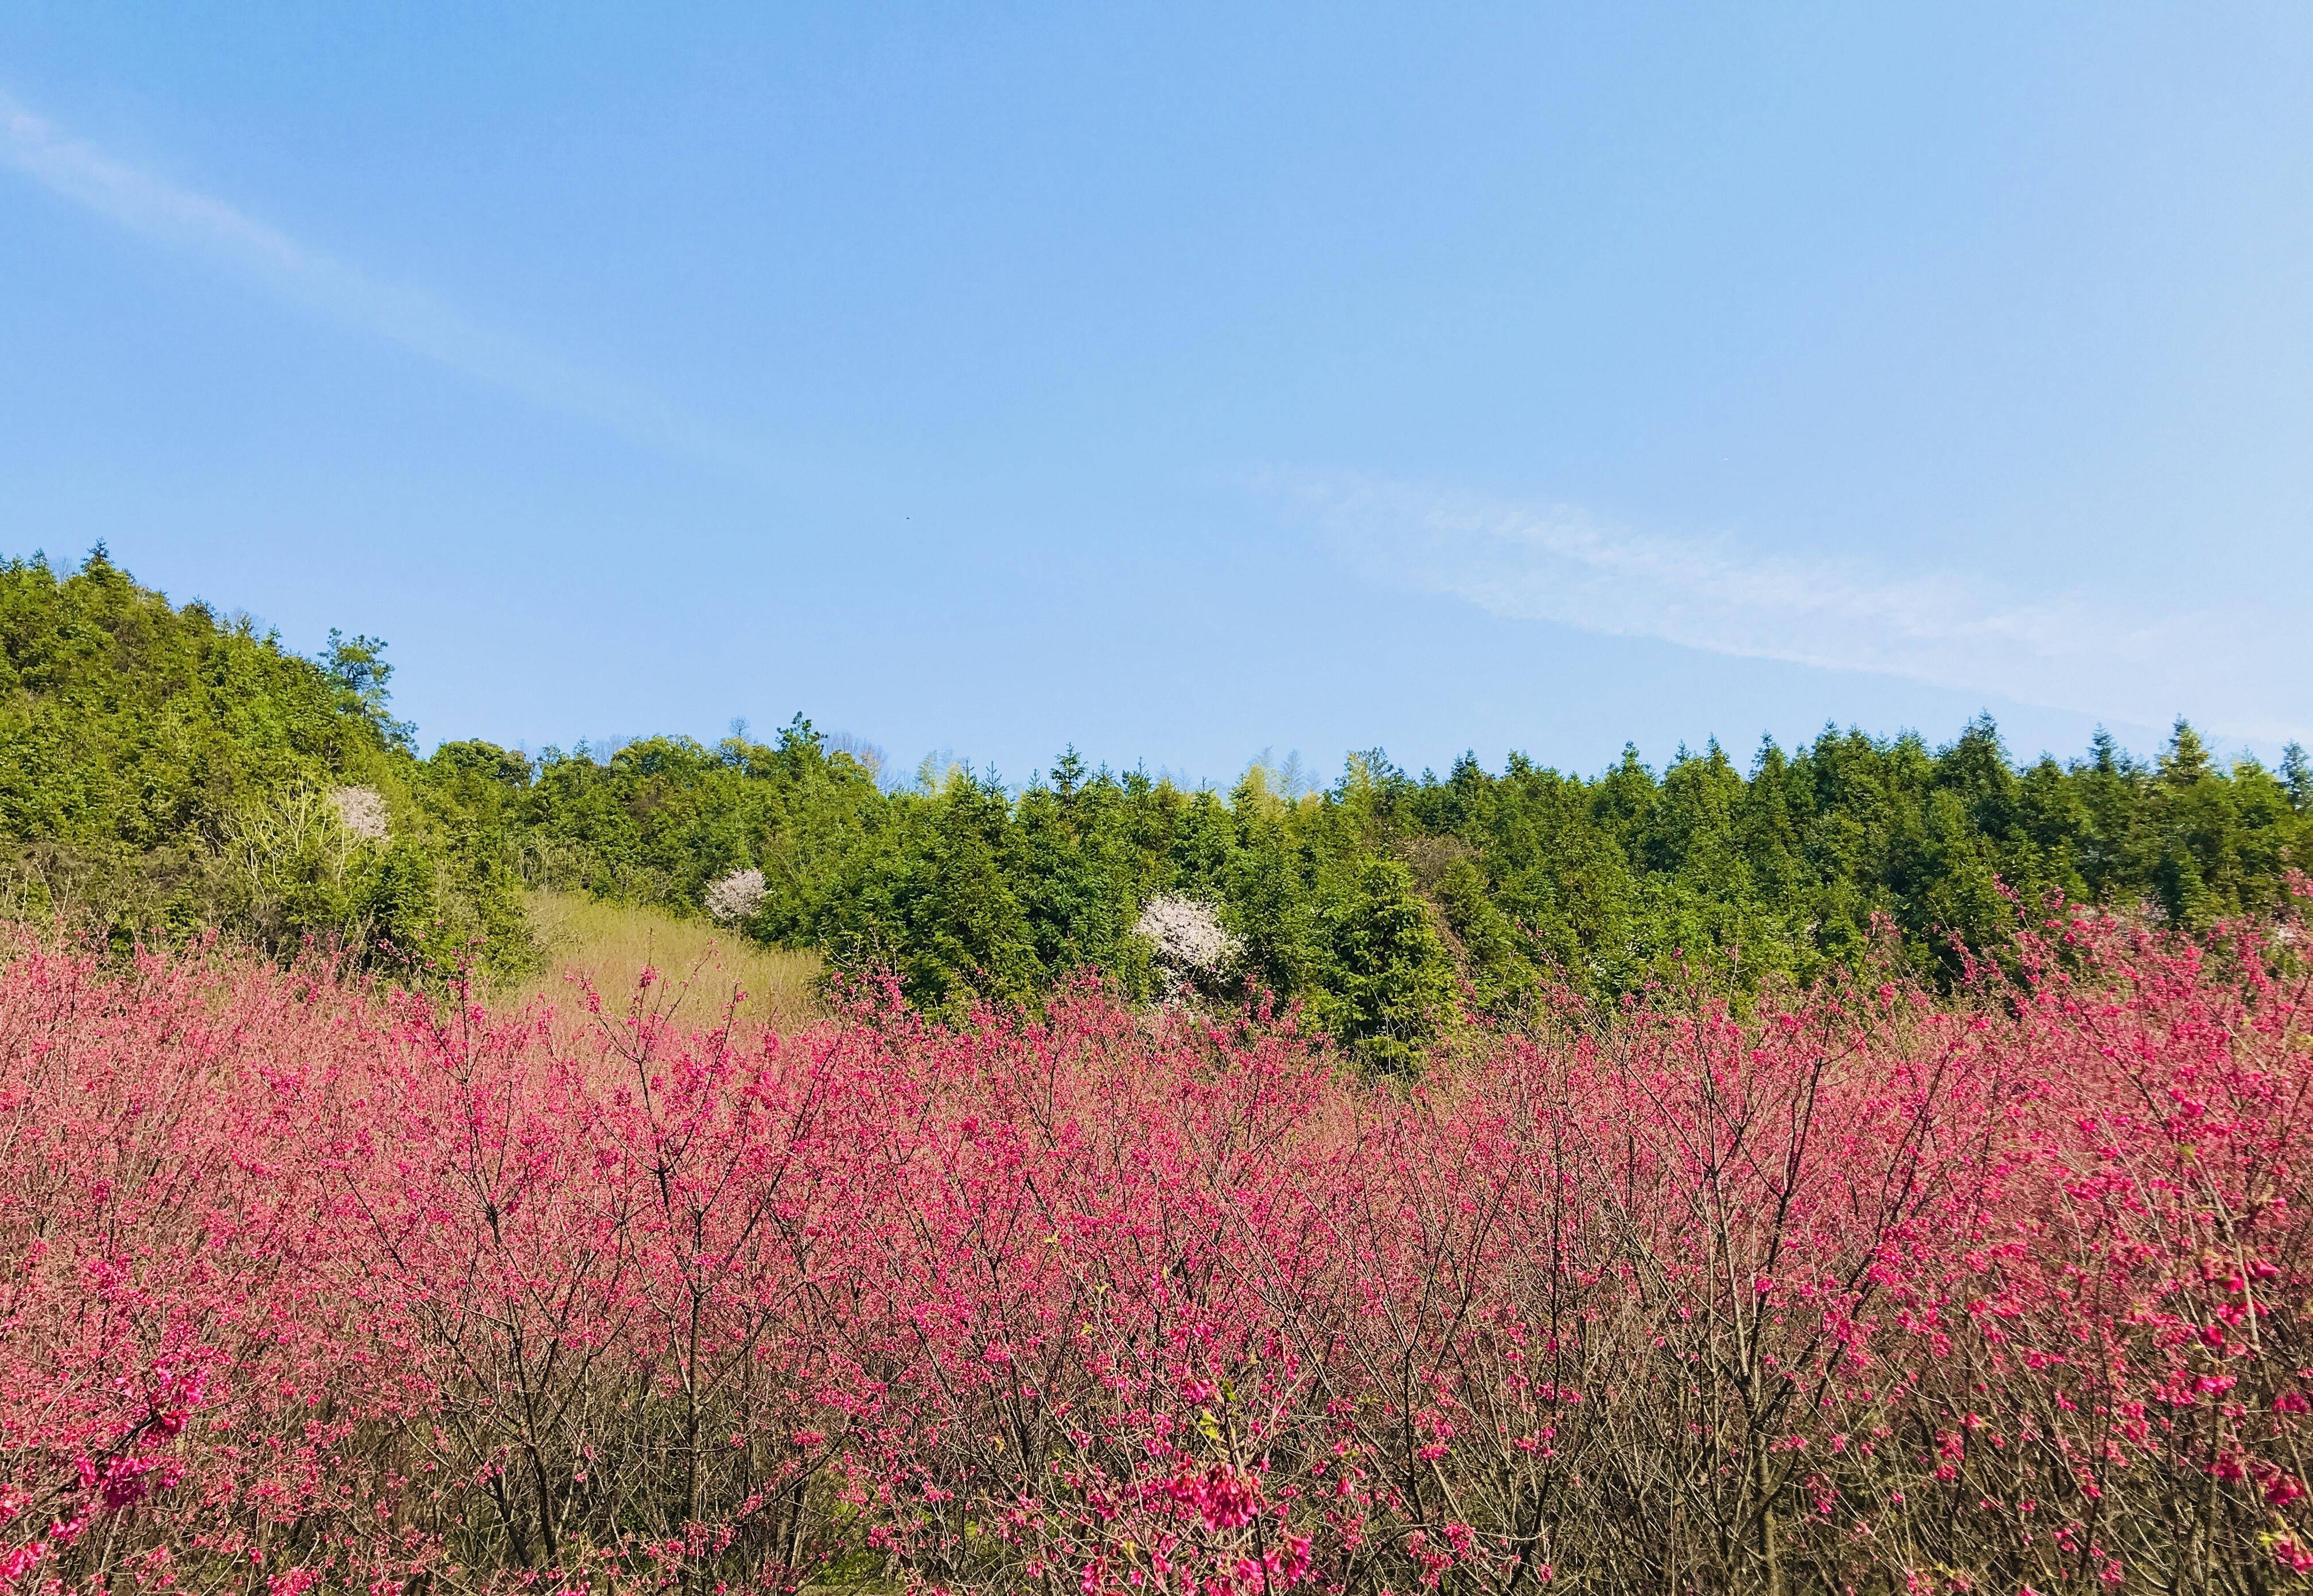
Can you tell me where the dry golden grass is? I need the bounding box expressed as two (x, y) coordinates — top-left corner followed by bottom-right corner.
(496, 890), (822, 1032)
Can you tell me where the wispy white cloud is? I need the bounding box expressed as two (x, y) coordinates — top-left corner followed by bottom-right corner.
(0, 91), (757, 472)
(1277, 469), (2304, 745)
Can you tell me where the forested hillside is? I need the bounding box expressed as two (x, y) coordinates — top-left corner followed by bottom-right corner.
(6, 551), (2307, 1061)
(0, 551), (528, 976)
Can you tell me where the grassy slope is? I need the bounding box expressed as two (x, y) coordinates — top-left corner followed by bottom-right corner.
(498, 889), (821, 1030)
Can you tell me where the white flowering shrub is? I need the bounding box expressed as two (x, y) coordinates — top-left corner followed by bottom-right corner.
(328, 785), (390, 843)
(704, 867), (768, 925)
(1132, 895), (1243, 980)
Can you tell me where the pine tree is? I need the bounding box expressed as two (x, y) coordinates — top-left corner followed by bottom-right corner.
(2160, 719), (2213, 786)
(2283, 742), (2311, 811)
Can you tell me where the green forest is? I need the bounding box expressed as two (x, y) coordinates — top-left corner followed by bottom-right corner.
(7, 550), (2307, 1064)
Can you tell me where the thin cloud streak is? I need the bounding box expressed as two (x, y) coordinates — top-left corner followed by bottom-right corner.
(1280, 470), (2302, 745)
(0, 91), (759, 474)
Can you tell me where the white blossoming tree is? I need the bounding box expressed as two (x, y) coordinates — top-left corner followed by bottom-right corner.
(328, 785), (390, 843)
(704, 867), (768, 925)
(1133, 894), (1243, 1003)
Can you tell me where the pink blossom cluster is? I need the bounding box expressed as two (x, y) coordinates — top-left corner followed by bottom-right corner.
(5, 907), (2313, 1593)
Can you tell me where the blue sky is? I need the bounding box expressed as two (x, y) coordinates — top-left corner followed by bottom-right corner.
(5, 5), (2310, 787)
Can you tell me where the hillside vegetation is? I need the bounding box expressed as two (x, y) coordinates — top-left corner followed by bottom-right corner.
(5, 550), (2308, 1059)
(0, 551), (529, 978)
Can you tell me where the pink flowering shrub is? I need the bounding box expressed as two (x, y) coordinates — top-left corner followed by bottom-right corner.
(3, 909), (2312, 1593)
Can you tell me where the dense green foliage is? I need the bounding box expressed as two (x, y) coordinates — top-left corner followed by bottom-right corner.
(504, 717), (2311, 1059)
(6, 552), (2309, 1061)
(0, 551), (529, 976)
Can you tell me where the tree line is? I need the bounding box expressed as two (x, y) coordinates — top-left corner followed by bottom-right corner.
(6, 551), (2306, 1063)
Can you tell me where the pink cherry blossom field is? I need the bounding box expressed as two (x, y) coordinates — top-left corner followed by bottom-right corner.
(6, 905), (2312, 1594)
